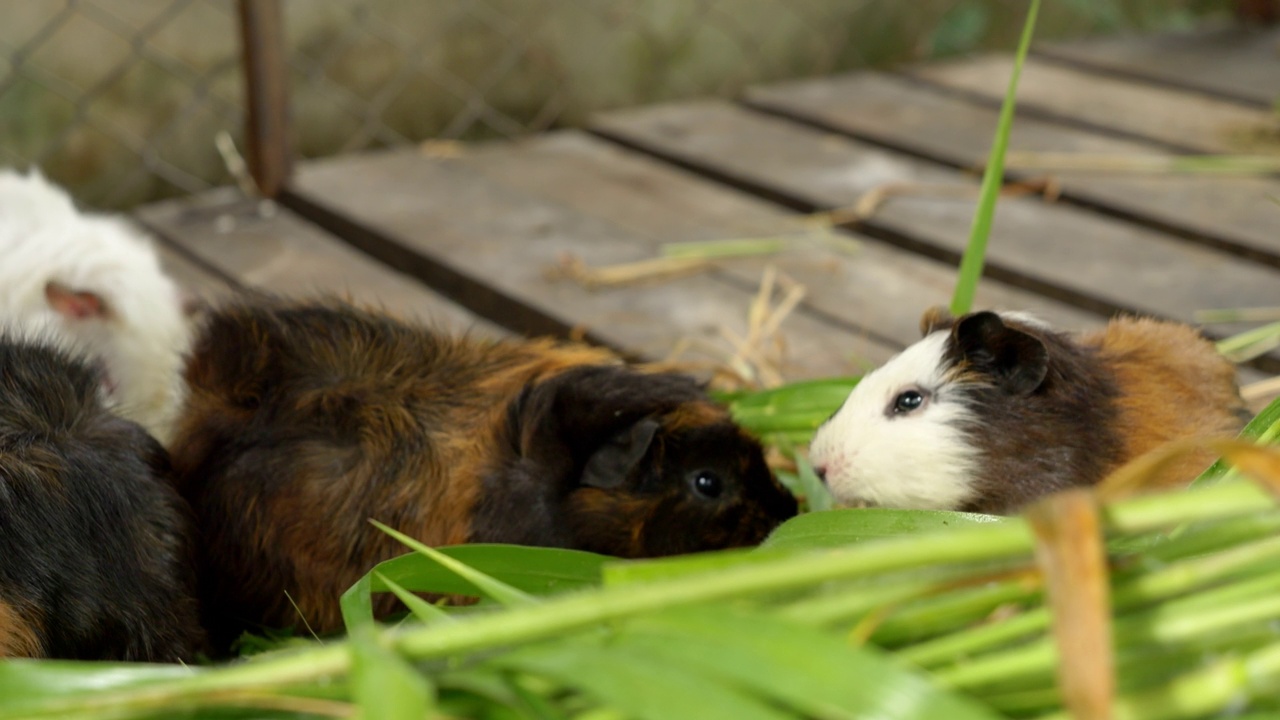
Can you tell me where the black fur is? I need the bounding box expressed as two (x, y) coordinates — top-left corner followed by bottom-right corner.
(472, 364), (797, 555)
(941, 315), (1125, 514)
(170, 297), (797, 647)
(0, 336), (204, 661)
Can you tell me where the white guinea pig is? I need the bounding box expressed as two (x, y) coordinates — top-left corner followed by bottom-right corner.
(0, 168), (191, 445)
(808, 307), (1247, 515)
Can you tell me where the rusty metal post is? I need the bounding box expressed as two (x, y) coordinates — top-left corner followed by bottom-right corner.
(1235, 0), (1280, 23)
(237, 0), (292, 198)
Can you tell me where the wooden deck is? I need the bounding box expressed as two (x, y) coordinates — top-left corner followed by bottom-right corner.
(138, 25), (1280, 388)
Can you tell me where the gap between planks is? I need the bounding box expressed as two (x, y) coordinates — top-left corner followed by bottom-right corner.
(1032, 25), (1280, 109)
(740, 72), (1280, 273)
(587, 100), (1280, 374)
(283, 145), (898, 381)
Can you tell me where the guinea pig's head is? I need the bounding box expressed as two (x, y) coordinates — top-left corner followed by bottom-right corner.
(566, 402), (798, 558)
(808, 308), (1050, 511)
(0, 168), (192, 445)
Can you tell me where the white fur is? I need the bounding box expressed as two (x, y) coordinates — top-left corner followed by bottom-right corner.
(0, 168), (190, 444)
(808, 331), (983, 510)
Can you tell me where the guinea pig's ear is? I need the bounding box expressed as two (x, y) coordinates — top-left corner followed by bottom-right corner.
(580, 418), (661, 489)
(45, 282), (109, 320)
(919, 305), (955, 336)
(953, 312), (1049, 396)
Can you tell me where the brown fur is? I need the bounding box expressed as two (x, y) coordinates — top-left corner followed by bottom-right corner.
(171, 297), (796, 651)
(1083, 317), (1247, 490)
(0, 600), (42, 658)
(934, 311), (1246, 514)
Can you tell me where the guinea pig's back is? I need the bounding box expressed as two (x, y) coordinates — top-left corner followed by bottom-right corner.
(0, 338), (203, 661)
(174, 298), (616, 499)
(1085, 316), (1246, 488)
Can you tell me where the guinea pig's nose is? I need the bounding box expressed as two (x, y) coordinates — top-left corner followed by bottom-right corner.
(812, 463), (828, 484)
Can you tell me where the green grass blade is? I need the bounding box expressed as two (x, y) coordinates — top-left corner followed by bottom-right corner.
(375, 572), (455, 625)
(492, 637), (795, 720)
(623, 607), (1001, 720)
(350, 627), (434, 720)
(371, 520), (537, 607)
(949, 0), (1040, 315)
(0, 661), (195, 712)
(341, 572), (376, 631)
(1053, 640), (1280, 720)
(718, 377), (859, 440)
(1191, 394), (1280, 489)
(715, 377), (860, 407)
(370, 545), (607, 597)
(762, 508), (1005, 551)
(1216, 320), (1280, 362)
(342, 543), (598, 630)
(601, 545), (833, 587)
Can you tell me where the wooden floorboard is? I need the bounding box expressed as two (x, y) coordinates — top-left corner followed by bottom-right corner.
(1034, 25), (1280, 107)
(289, 141), (892, 380)
(152, 242), (237, 304)
(459, 131), (1103, 348)
(136, 188), (506, 338)
(744, 72), (1280, 268)
(907, 55), (1276, 153)
(590, 100), (1280, 369)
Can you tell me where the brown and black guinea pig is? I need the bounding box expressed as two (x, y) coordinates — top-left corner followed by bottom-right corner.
(808, 308), (1247, 515)
(169, 296), (797, 649)
(0, 333), (204, 661)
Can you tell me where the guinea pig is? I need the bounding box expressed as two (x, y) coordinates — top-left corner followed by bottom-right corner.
(168, 296), (797, 648)
(808, 308), (1247, 515)
(0, 167), (191, 446)
(0, 332), (205, 661)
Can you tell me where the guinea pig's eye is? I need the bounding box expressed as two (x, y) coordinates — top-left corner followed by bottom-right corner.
(690, 471), (724, 500)
(892, 389), (926, 415)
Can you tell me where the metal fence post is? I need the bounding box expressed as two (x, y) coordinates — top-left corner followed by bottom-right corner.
(237, 0), (292, 198)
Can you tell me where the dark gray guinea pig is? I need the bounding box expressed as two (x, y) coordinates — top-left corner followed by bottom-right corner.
(0, 333), (204, 661)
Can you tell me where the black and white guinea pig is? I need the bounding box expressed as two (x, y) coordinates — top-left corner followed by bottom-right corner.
(0, 168), (191, 445)
(808, 308), (1247, 515)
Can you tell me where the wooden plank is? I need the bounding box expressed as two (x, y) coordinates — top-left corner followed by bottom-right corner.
(135, 188), (505, 338)
(152, 242), (236, 303)
(452, 131), (1101, 351)
(745, 72), (1280, 267)
(1034, 25), (1280, 108)
(909, 55), (1276, 153)
(590, 100), (1280, 370)
(289, 143), (891, 380)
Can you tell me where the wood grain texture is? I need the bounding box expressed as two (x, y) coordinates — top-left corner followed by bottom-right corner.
(136, 189), (505, 338)
(1035, 25), (1280, 107)
(746, 72), (1280, 266)
(151, 242), (236, 304)
(909, 55), (1277, 153)
(460, 130), (1102, 350)
(291, 141), (897, 380)
(590, 100), (1280, 359)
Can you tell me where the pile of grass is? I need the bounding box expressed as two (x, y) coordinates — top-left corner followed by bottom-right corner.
(4, 401), (1280, 719)
(7, 2), (1280, 718)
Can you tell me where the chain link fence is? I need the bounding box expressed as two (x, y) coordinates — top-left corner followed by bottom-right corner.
(0, 0), (1236, 209)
